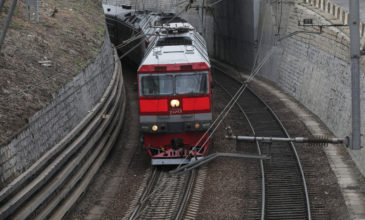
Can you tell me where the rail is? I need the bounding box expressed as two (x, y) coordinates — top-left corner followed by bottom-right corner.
(212, 60), (311, 219)
(0, 49), (125, 220)
(128, 168), (195, 220)
(214, 78), (266, 220)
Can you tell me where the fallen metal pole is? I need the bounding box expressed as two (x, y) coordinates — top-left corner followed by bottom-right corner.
(226, 135), (347, 145)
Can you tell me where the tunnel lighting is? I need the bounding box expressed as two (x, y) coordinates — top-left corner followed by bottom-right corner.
(152, 125), (158, 131)
(170, 99), (180, 108)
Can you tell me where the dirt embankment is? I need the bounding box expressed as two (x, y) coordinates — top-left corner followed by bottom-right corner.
(0, 0), (105, 143)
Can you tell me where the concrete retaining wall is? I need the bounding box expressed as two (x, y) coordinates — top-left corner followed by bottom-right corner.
(0, 33), (115, 189)
(211, 0), (258, 70)
(256, 0), (365, 176)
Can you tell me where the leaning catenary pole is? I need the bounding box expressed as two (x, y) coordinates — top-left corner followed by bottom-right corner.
(349, 0), (361, 150)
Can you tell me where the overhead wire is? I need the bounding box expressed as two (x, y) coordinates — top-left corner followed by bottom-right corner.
(173, 0), (275, 171)
(173, 47), (276, 172)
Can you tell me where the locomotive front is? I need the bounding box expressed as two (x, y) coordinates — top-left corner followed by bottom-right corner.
(138, 23), (213, 166)
(138, 62), (212, 165)
(137, 21), (212, 165)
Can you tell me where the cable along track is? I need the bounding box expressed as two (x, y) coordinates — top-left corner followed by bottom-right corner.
(213, 68), (311, 220)
(0, 50), (125, 220)
(127, 167), (196, 220)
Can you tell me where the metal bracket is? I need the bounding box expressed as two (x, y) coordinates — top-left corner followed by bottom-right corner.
(170, 152), (271, 173)
(346, 135), (364, 150)
(277, 19), (349, 42)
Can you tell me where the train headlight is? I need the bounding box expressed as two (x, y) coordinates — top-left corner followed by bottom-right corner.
(170, 99), (180, 108)
(152, 125), (158, 131)
(195, 123), (200, 129)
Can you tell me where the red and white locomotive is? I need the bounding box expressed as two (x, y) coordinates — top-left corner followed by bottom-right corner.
(138, 20), (212, 165)
(103, 5), (212, 165)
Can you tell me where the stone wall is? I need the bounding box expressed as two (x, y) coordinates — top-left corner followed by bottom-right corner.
(256, 0), (365, 176)
(0, 33), (115, 189)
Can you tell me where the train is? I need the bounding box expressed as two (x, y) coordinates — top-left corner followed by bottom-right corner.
(103, 4), (212, 165)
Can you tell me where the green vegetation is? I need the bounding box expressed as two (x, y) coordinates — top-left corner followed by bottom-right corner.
(90, 47), (100, 57)
(75, 60), (87, 69)
(92, 25), (104, 35)
(9, 22), (24, 30)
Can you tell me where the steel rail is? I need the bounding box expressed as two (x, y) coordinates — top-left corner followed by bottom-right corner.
(0, 49), (125, 219)
(214, 78), (265, 220)
(174, 170), (195, 220)
(213, 61), (311, 220)
(129, 168), (196, 220)
(129, 167), (159, 220)
(248, 87), (312, 220)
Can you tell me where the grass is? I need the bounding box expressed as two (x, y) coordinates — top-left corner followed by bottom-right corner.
(9, 22), (24, 30)
(92, 25), (104, 35)
(75, 60), (87, 69)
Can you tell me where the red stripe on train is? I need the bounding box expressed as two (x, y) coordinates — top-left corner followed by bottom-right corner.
(182, 97), (210, 111)
(139, 99), (168, 113)
(138, 62), (210, 73)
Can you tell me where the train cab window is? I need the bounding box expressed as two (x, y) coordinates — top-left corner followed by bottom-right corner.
(176, 74), (208, 95)
(156, 37), (192, 46)
(141, 75), (173, 96)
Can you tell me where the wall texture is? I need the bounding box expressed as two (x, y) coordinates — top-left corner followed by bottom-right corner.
(102, 0), (259, 68)
(0, 33), (115, 189)
(256, 0), (365, 176)
(212, 0), (257, 70)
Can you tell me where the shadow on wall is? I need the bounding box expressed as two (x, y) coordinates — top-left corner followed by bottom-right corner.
(212, 0), (259, 71)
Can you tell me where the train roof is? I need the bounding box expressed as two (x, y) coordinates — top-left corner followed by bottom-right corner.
(141, 29), (209, 67)
(102, 3), (210, 71)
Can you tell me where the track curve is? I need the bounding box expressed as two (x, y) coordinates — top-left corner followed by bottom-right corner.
(127, 168), (196, 220)
(213, 65), (311, 220)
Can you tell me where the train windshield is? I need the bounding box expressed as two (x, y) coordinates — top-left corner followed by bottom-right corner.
(141, 75), (174, 96)
(176, 74), (207, 94)
(139, 72), (209, 96)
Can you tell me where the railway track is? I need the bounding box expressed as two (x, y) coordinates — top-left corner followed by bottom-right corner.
(213, 64), (311, 219)
(127, 167), (197, 220)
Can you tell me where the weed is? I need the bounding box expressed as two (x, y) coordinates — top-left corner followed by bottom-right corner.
(75, 60), (87, 69)
(92, 25), (104, 35)
(9, 22), (23, 30)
